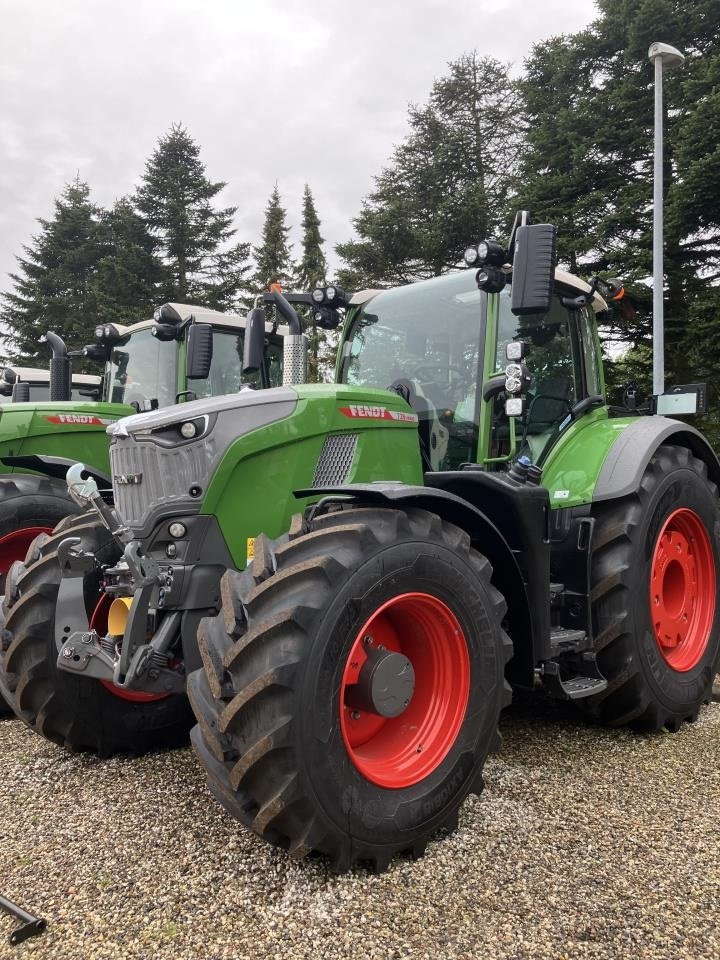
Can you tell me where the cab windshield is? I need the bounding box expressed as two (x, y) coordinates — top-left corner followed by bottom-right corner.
(339, 271), (485, 469)
(103, 328), (177, 407)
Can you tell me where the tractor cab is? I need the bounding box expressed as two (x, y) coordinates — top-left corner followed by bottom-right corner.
(92, 303), (284, 411)
(338, 265), (608, 481)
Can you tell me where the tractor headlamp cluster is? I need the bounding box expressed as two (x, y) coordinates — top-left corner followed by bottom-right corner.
(475, 266), (507, 294)
(310, 284), (348, 330)
(152, 303), (185, 341)
(464, 239), (508, 294)
(504, 362), (531, 395)
(503, 340), (531, 418)
(142, 415), (209, 446)
(311, 284), (349, 308)
(463, 239), (507, 268)
(94, 323), (121, 345)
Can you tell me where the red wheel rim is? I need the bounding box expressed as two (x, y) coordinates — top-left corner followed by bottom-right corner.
(650, 507), (715, 672)
(90, 596), (169, 703)
(340, 592), (470, 789)
(0, 527), (53, 574)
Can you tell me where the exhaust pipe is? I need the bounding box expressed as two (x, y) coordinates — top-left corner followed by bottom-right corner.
(46, 332), (72, 402)
(266, 290), (308, 386)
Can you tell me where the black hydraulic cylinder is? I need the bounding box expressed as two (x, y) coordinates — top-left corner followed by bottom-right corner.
(0, 893), (47, 946)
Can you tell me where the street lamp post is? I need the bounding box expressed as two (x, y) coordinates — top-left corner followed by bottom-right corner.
(648, 41), (685, 399)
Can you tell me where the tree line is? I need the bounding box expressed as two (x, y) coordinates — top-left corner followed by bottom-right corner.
(1, 125), (328, 375)
(338, 0), (719, 430)
(2, 0), (719, 410)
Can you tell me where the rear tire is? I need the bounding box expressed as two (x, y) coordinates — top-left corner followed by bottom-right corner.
(0, 474), (80, 589)
(189, 506), (511, 871)
(583, 444), (720, 731)
(0, 514), (193, 754)
(0, 476), (81, 717)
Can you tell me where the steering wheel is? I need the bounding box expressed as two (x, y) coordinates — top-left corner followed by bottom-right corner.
(406, 363), (468, 403)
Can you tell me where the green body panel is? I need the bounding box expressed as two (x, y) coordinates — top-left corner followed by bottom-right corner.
(202, 383), (424, 568)
(0, 401), (132, 478)
(539, 410), (637, 509)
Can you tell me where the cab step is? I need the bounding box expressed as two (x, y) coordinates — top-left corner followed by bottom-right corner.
(549, 626), (587, 655)
(540, 654), (608, 701)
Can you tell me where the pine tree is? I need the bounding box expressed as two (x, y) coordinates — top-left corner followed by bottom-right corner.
(520, 0), (720, 401)
(295, 185), (328, 381)
(136, 123), (252, 310)
(0, 179), (109, 364)
(253, 185), (293, 291)
(337, 53), (523, 287)
(94, 198), (166, 326)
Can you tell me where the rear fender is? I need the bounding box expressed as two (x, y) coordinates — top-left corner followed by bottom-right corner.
(593, 417), (720, 502)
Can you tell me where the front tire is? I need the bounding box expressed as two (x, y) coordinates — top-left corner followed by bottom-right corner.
(584, 444), (720, 731)
(189, 506), (511, 872)
(0, 514), (193, 754)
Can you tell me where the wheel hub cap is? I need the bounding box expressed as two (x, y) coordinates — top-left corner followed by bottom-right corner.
(345, 646), (415, 718)
(650, 507), (715, 672)
(340, 592), (470, 789)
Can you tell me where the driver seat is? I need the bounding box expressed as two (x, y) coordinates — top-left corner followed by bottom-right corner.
(388, 378), (447, 472)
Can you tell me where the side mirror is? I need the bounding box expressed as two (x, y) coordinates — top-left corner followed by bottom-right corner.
(242, 308), (267, 374)
(186, 323), (213, 380)
(511, 223), (557, 317)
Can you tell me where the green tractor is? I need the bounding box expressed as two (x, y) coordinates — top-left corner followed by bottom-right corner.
(0, 365), (102, 404)
(0, 303), (284, 717)
(4, 217), (719, 870)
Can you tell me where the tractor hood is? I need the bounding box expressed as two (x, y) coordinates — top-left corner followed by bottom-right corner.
(108, 383), (420, 538)
(108, 387), (298, 438)
(0, 401), (131, 482)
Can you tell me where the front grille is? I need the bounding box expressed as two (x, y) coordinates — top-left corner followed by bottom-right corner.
(313, 433), (358, 486)
(110, 435), (216, 527)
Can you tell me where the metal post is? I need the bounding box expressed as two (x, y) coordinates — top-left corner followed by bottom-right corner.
(652, 55), (664, 398)
(648, 42), (685, 400)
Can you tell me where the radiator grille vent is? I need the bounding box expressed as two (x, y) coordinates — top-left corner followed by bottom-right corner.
(313, 433), (358, 487)
(110, 436), (216, 527)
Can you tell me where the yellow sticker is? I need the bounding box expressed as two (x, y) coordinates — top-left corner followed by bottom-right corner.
(246, 537), (255, 560)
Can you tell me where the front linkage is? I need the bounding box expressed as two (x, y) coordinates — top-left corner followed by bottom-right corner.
(55, 465), (185, 697)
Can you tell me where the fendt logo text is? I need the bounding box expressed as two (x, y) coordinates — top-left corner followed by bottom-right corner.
(339, 405), (417, 423)
(44, 414), (113, 426)
(113, 473), (143, 485)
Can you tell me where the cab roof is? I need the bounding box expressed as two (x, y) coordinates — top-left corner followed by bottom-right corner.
(116, 303), (282, 337)
(350, 268), (609, 313)
(3, 367), (101, 385)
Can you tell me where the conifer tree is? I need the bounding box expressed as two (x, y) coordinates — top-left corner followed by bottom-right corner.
(136, 123), (251, 310)
(296, 185), (328, 380)
(0, 179), (108, 364)
(94, 198), (166, 327)
(337, 53), (523, 287)
(253, 185), (293, 291)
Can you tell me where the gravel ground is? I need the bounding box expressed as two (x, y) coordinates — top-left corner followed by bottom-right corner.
(1, 695), (719, 960)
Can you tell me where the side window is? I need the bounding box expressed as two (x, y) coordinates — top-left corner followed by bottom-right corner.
(192, 329), (284, 399)
(491, 293), (583, 464)
(578, 306), (602, 397)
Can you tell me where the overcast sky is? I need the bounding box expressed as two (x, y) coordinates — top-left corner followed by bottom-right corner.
(0, 0), (599, 290)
